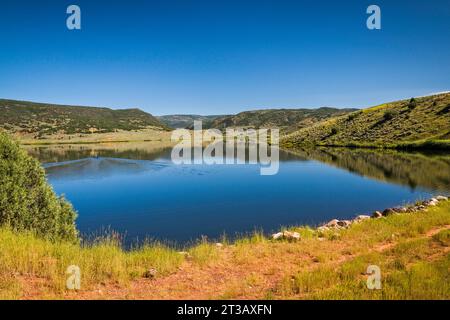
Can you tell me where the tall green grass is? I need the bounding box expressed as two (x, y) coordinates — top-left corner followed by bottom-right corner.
(0, 228), (184, 294)
(275, 202), (450, 300)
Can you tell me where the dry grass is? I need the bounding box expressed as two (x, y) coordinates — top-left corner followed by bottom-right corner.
(18, 128), (173, 145)
(0, 201), (449, 300)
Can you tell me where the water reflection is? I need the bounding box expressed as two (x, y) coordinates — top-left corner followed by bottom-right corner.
(44, 158), (171, 180)
(24, 142), (174, 163)
(286, 147), (450, 193)
(26, 143), (450, 193)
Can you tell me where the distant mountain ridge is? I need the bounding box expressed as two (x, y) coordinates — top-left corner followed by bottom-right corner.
(200, 107), (358, 133)
(160, 108), (357, 133)
(0, 99), (169, 137)
(157, 114), (228, 129)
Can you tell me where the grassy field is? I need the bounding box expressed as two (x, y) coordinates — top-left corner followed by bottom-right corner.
(17, 128), (174, 145)
(1, 200), (449, 300)
(281, 93), (450, 150)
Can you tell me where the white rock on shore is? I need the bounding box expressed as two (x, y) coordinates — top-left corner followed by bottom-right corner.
(326, 219), (340, 228)
(276, 196), (448, 241)
(427, 198), (439, 206)
(372, 211), (383, 218)
(272, 232), (284, 240)
(354, 215), (371, 222)
(382, 208), (396, 216)
(337, 220), (352, 227)
(272, 231), (301, 241)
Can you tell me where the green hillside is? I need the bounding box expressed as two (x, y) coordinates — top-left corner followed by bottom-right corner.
(206, 107), (357, 133)
(282, 93), (450, 149)
(0, 99), (169, 137)
(157, 114), (227, 129)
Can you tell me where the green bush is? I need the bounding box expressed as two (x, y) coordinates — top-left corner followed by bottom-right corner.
(383, 110), (397, 121)
(0, 132), (78, 242)
(408, 98), (417, 110)
(346, 112), (359, 121)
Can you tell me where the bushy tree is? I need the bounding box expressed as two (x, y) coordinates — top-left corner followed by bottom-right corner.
(0, 132), (78, 242)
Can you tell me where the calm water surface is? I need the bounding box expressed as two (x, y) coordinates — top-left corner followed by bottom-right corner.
(25, 143), (450, 246)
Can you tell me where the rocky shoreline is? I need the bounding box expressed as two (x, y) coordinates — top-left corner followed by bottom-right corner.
(272, 196), (449, 241)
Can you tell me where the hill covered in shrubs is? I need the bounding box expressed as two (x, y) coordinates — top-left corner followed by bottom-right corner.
(204, 107), (357, 133)
(282, 93), (450, 149)
(0, 99), (169, 138)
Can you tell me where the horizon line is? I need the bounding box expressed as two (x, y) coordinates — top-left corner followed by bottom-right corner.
(1, 90), (449, 117)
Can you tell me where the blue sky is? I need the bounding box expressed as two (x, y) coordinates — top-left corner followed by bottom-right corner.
(0, 0), (449, 115)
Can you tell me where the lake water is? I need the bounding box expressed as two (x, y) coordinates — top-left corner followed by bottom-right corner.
(25, 143), (450, 247)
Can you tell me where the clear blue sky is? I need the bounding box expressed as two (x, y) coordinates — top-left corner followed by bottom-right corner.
(0, 0), (449, 115)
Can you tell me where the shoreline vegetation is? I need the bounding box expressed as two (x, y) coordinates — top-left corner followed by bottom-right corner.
(282, 139), (450, 151)
(281, 140), (450, 151)
(1, 197), (449, 299)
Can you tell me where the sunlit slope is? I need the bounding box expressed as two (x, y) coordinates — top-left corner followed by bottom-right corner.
(0, 99), (169, 137)
(282, 93), (450, 148)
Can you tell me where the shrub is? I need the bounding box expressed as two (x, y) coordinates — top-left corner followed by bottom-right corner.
(346, 113), (358, 121)
(408, 98), (417, 110)
(383, 110), (397, 121)
(0, 132), (78, 242)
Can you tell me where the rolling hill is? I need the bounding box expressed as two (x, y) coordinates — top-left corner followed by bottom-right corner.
(0, 99), (169, 138)
(194, 107), (357, 133)
(281, 93), (450, 149)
